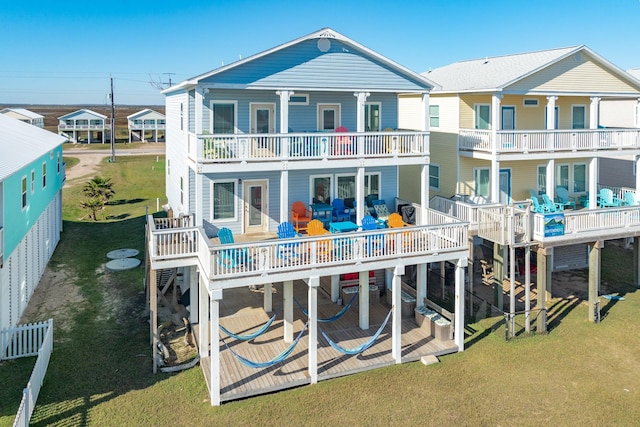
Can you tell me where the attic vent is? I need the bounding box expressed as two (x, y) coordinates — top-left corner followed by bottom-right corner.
(317, 38), (331, 52)
(318, 30), (336, 39)
(523, 98), (539, 107)
(573, 52), (582, 61)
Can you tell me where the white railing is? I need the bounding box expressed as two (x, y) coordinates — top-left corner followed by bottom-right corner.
(429, 195), (502, 230)
(5, 319), (53, 427)
(128, 123), (166, 130)
(195, 131), (429, 162)
(58, 124), (107, 130)
(459, 128), (640, 154)
(147, 215), (199, 259)
(598, 185), (636, 202)
(477, 204), (531, 246)
(533, 206), (640, 240)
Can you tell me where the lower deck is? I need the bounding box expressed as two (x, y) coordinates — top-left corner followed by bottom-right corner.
(200, 280), (458, 403)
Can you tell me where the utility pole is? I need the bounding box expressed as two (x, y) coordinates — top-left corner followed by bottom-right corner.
(110, 77), (116, 162)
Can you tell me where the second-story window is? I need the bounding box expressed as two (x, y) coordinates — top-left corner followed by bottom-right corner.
(42, 162), (47, 189)
(22, 176), (27, 209)
(212, 103), (236, 134)
(365, 103), (381, 131)
(429, 105), (440, 128)
(429, 164), (440, 190)
(474, 104), (490, 130)
(31, 170), (35, 193)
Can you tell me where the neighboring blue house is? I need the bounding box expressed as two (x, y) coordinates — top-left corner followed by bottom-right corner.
(127, 109), (165, 143)
(0, 114), (65, 342)
(58, 108), (108, 143)
(148, 28), (470, 405)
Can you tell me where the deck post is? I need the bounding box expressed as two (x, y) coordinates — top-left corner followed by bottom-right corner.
(588, 158), (598, 209)
(359, 271), (369, 330)
(416, 263), (427, 307)
(634, 237), (640, 287)
(308, 276), (319, 384)
(150, 269), (158, 373)
(454, 257), (466, 351)
(280, 170), (289, 223)
(356, 167), (365, 226)
(283, 280), (294, 343)
(536, 247), (549, 333)
(189, 266), (199, 324)
(391, 265), (404, 363)
(198, 278), (210, 358)
(493, 244), (504, 309)
(525, 245), (531, 333)
(420, 164), (429, 225)
(588, 241), (602, 323)
(331, 275), (339, 303)
(264, 283), (273, 313)
(210, 289), (222, 406)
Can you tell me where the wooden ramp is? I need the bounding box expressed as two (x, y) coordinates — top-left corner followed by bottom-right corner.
(200, 280), (458, 403)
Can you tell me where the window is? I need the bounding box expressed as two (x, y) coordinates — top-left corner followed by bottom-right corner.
(336, 175), (355, 200)
(365, 173), (380, 196)
(318, 104), (340, 131)
(523, 99), (539, 107)
(212, 181), (236, 220)
(31, 170), (35, 194)
(429, 105), (440, 128)
(212, 102), (236, 134)
(42, 162), (47, 188)
(311, 175), (332, 204)
(21, 176), (27, 209)
(571, 105), (586, 129)
(556, 164), (569, 190)
(474, 104), (490, 130)
(180, 177), (184, 205)
(289, 94), (309, 105)
(365, 103), (381, 131)
(537, 166), (547, 194)
(429, 164), (440, 190)
(573, 164), (587, 193)
(57, 153), (61, 174)
(474, 168), (490, 197)
(180, 103), (184, 131)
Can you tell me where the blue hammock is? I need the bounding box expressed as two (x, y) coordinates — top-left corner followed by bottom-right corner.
(219, 304), (282, 341)
(320, 308), (393, 355)
(222, 322), (308, 369)
(295, 289), (358, 323)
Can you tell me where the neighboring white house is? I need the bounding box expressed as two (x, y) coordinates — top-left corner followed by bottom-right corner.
(126, 109), (165, 143)
(58, 109), (108, 143)
(0, 114), (65, 352)
(0, 108), (45, 128)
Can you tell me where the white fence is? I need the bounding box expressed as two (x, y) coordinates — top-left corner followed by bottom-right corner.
(2, 319), (54, 427)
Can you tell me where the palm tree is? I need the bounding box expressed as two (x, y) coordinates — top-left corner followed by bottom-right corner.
(80, 176), (115, 220)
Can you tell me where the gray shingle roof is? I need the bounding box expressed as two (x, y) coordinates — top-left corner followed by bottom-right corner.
(0, 114), (66, 181)
(423, 46), (581, 92)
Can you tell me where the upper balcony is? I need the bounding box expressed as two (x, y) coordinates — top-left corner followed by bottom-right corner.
(147, 210), (468, 289)
(187, 130), (429, 173)
(128, 122), (166, 131)
(58, 123), (108, 131)
(459, 128), (640, 160)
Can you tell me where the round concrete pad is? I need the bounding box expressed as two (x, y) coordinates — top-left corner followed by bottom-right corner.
(107, 248), (140, 259)
(106, 257), (141, 271)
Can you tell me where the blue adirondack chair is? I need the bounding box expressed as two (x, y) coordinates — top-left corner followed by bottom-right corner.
(217, 227), (250, 266)
(624, 192), (639, 206)
(277, 222), (300, 259)
(542, 194), (564, 212)
(331, 198), (351, 222)
(361, 215), (384, 255)
(530, 196), (555, 213)
(598, 188), (623, 208)
(555, 187), (576, 210)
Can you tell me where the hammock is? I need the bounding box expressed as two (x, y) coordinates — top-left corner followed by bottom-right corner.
(320, 307), (393, 355)
(219, 304), (282, 341)
(222, 322), (308, 369)
(294, 289), (359, 323)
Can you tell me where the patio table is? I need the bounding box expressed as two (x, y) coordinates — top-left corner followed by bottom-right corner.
(329, 221), (358, 233)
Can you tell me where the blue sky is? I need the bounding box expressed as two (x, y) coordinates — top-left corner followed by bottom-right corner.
(1, 0), (639, 106)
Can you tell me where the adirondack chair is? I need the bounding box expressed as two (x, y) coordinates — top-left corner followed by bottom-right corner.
(277, 221), (300, 259)
(530, 196), (555, 213)
(291, 201), (312, 233)
(331, 198), (351, 222)
(372, 199), (390, 227)
(387, 213), (411, 251)
(217, 227), (250, 267)
(307, 219), (331, 261)
(624, 192), (639, 206)
(529, 189), (542, 203)
(361, 215), (384, 255)
(555, 187), (577, 210)
(598, 188), (623, 208)
(542, 194), (564, 212)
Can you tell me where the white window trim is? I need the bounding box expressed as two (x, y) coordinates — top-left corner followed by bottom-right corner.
(21, 176), (28, 210)
(209, 100), (239, 134)
(365, 172), (382, 197)
(536, 165), (546, 195)
(31, 170), (35, 194)
(241, 179), (269, 233)
(365, 102), (382, 131)
(249, 102), (276, 134)
(571, 104), (587, 129)
(210, 179), (238, 222)
(42, 161), (47, 189)
(429, 164), (440, 191)
(335, 173), (355, 200)
(56, 152), (61, 174)
(501, 105), (516, 130)
(571, 162), (588, 194)
(289, 94), (309, 105)
(473, 167), (490, 197)
(429, 104), (440, 128)
(523, 98), (539, 107)
(556, 163), (570, 191)
(309, 174), (332, 205)
(317, 103), (341, 131)
(474, 103), (491, 130)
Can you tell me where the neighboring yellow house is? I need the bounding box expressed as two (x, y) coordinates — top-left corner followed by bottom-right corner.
(399, 45), (640, 326)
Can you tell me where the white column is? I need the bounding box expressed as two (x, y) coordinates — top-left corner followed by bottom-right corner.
(195, 168), (203, 225)
(209, 288), (222, 406)
(196, 88), (205, 135)
(354, 92), (370, 132)
(391, 265), (405, 363)
(420, 164), (429, 225)
(331, 275), (340, 303)
(277, 90), (293, 158)
(635, 98), (640, 128)
(280, 170), (289, 223)
(491, 94), (502, 152)
(589, 97), (601, 129)
(589, 157), (598, 209)
(421, 92), (430, 133)
(150, 269), (158, 373)
(491, 158), (500, 203)
(356, 167), (365, 225)
(308, 276), (319, 384)
(546, 96), (557, 130)
(416, 263), (427, 307)
(198, 279), (209, 358)
(546, 159), (555, 199)
(264, 283), (273, 313)
(454, 258), (466, 351)
(283, 280), (294, 343)
(359, 271), (369, 330)
(189, 266), (199, 323)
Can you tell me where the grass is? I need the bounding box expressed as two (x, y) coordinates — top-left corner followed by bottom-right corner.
(2, 155), (640, 425)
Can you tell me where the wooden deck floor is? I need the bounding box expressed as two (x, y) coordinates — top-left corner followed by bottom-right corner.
(200, 280), (458, 403)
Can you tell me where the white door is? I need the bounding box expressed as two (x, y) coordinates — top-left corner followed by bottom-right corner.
(250, 104), (275, 153)
(244, 180), (268, 233)
(318, 104), (340, 131)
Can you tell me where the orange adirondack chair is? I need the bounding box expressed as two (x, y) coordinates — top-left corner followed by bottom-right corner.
(307, 219), (331, 261)
(291, 201), (311, 233)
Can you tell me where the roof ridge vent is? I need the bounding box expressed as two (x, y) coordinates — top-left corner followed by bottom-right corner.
(483, 56), (489, 64)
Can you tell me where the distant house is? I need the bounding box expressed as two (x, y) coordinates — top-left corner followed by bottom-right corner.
(58, 109), (108, 143)
(126, 109), (165, 142)
(0, 108), (45, 128)
(0, 114), (65, 343)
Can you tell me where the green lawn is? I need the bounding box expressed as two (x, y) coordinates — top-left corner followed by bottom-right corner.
(1, 156), (640, 426)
